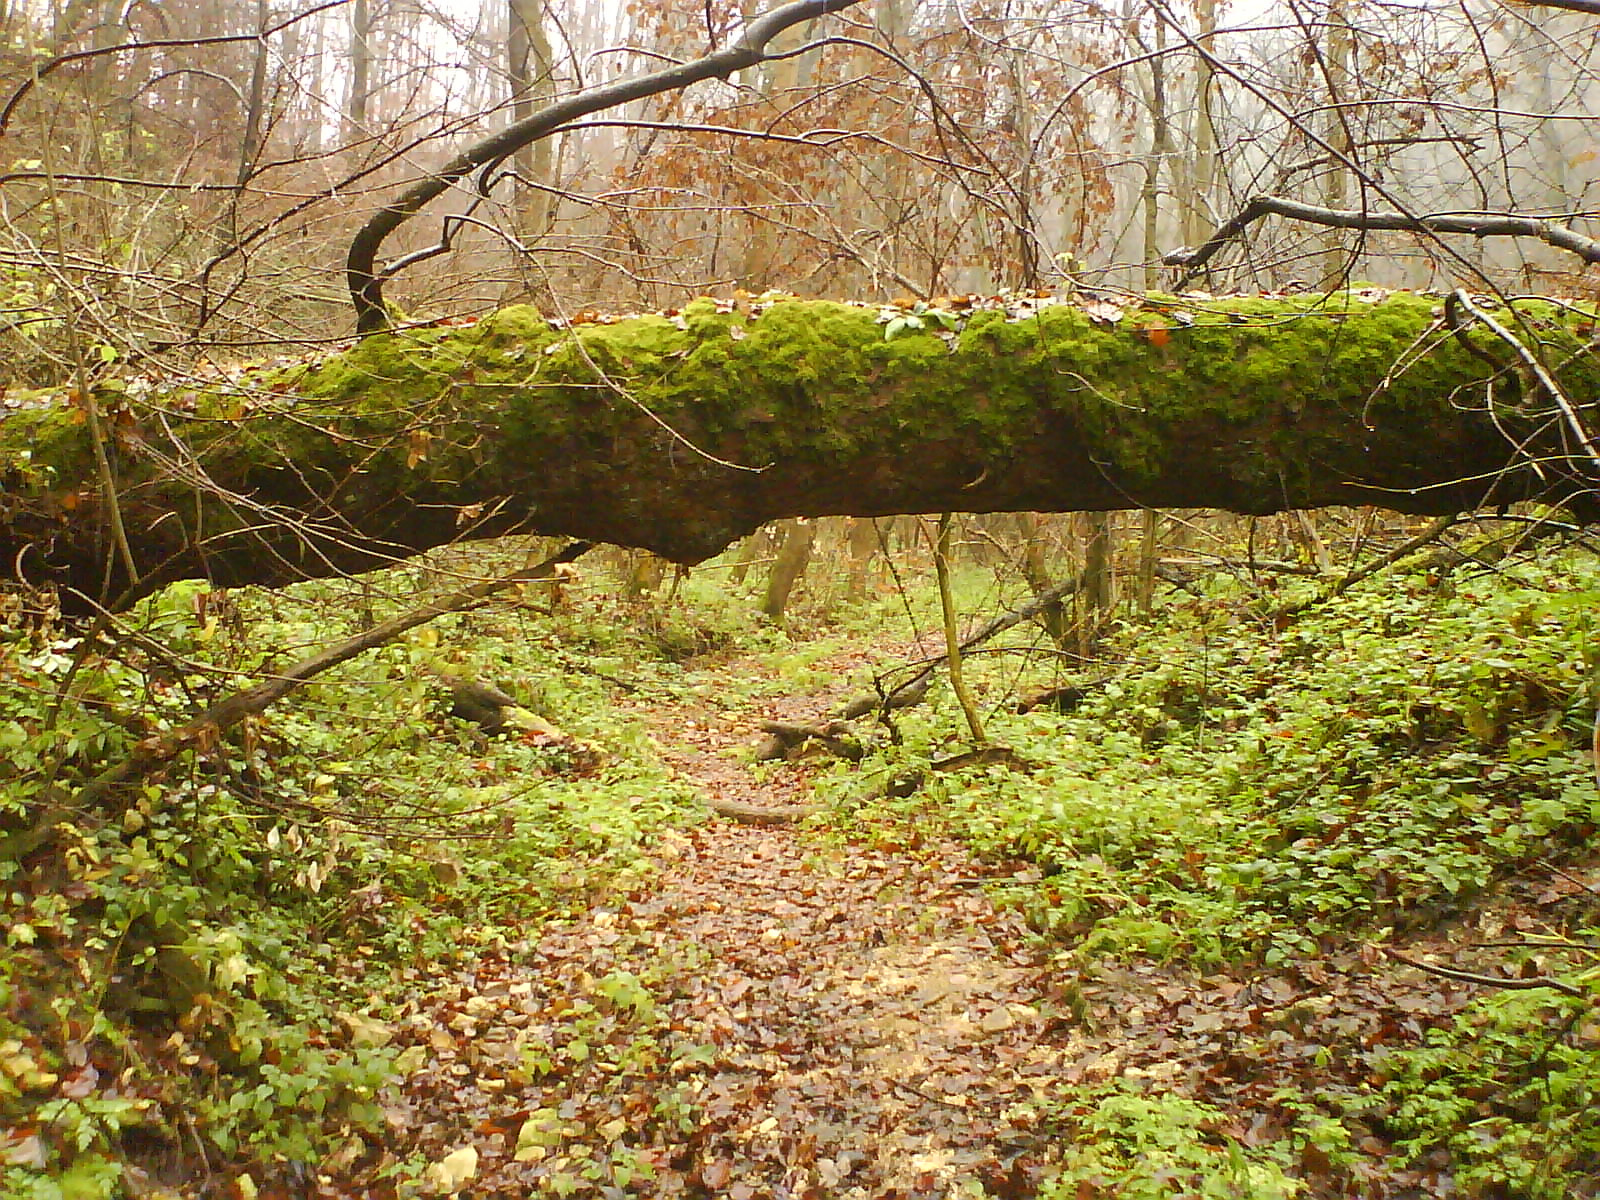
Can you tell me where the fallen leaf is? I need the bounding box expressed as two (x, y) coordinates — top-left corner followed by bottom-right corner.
(423, 1145), (478, 1194)
(338, 1012), (395, 1048)
(1, 1129), (45, 1168)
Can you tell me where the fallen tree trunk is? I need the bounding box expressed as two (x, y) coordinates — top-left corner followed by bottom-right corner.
(2, 291), (1596, 608)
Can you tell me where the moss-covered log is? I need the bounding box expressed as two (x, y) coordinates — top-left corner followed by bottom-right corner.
(2, 291), (1596, 605)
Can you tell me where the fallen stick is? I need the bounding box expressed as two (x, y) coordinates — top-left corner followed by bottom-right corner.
(72, 541), (593, 810)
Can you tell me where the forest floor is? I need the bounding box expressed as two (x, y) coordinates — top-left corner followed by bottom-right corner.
(9, 551), (1600, 1199)
(312, 640), (1600, 1200)
(321, 651), (1086, 1197)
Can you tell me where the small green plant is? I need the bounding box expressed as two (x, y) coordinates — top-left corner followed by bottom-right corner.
(1363, 972), (1600, 1199)
(1038, 1088), (1303, 1199)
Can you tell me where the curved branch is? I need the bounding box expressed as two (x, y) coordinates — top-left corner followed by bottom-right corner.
(1519, 0), (1600, 14)
(344, 0), (864, 334)
(1167, 195), (1600, 283)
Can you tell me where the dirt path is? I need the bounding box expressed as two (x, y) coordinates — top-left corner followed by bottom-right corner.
(343, 689), (1081, 1198)
(320, 662), (1600, 1198)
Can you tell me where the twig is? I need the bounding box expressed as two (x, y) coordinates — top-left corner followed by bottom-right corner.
(1448, 288), (1600, 474)
(0, 0), (351, 135)
(1520, 0), (1600, 14)
(1329, 513), (1460, 594)
(1382, 947), (1585, 998)
(1537, 858), (1600, 899)
(72, 542), (593, 809)
(1168, 195), (1600, 287)
(892, 1078), (973, 1110)
(867, 570), (1089, 711)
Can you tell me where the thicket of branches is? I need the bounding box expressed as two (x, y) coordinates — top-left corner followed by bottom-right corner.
(3, 0), (1596, 376)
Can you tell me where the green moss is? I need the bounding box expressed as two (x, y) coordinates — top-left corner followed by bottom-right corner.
(0, 406), (95, 493)
(10, 291), (1600, 577)
(204, 291), (1598, 496)
(474, 304), (548, 343)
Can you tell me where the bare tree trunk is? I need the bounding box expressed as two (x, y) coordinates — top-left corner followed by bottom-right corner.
(1140, 5), (1170, 290)
(1135, 509), (1160, 613)
(1135, 5), (1172, 618)
(761, 519), (816, 622)
(235, 0), (270, 190)
(728, 528), (770, 587)
(1004, 30), (1041, 286)
(1320, 0), (1353, 288)
(286, 10), (325, 155)
(1014, 514), (1071, 646)
(1079, 512), (1115, 656)
(936, 514), (987, 744)
(508, 0), (557, 242)
(621, 549), (667, 599)
(344, 0), (373, 150)
(846, 516), (881, 600)
(1181, 0), (1218, 252)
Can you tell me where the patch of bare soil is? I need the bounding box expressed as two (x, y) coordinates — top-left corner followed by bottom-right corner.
(347, 823), (1076, 1198)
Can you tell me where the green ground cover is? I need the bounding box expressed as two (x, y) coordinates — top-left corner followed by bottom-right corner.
(3, 532), (1598, 1197)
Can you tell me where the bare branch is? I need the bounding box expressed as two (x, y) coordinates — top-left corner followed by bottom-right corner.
(0, 0), (352, 136)
(1330, 513), (1460, 594)
(552, 118), (987, 177)
(1382, 947), (1586, 999)
(1516, 0), (1600, 14)
(74, 541), (594, 809)
(1448, 289), (1600, 472)
(1168, 195), (1600, 283)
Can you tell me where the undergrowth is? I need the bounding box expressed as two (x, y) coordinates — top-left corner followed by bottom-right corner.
(828, 541), (1600, 1198)
(0, 555), (716, 1196)
(848, 550), (1599, 964)
(5, 530), (1600, 1198)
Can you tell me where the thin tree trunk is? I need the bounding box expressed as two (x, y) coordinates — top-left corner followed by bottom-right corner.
(509, 0), (557, 242)
(1320, 0), (1353, 287)
(936, 514), (986, 744)
(728, 528), (769, 587)
(761, 519), (816, 622)
(621, 549), (666, 599)
(1141, 7), (1170, 289)
(1135, 6), (1172, 616)
(344, 0), (372, 151)
(1014, 514), (1071, 646)
(1080, 512), (1114, 656)
(228, 0), (271, 261)
(846, 516), (881, 600)
(1135, 509), (1160, 613)
(1182, 0), (1218, 251)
